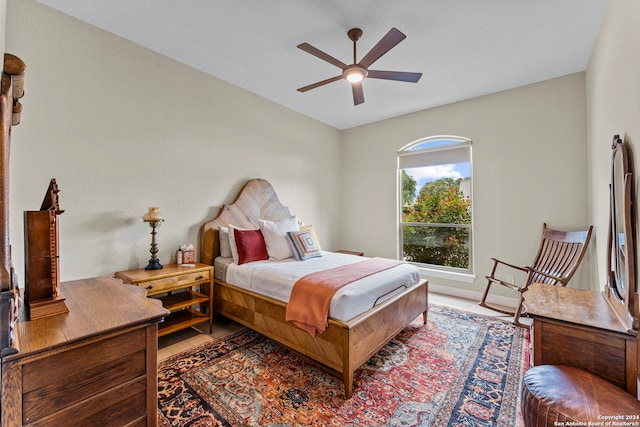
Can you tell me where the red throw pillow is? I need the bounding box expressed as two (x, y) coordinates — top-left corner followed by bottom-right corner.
(234, 228), (269, 265)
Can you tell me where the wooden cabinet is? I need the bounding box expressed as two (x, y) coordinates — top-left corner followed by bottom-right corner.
(523, 283), (638, 395)
(115, 263), (214, 337)
(0, 277), (168, 426)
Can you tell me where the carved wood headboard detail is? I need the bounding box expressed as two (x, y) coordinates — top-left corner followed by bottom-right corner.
(200, 179), (292, 265)
(0, 53), (26, 355)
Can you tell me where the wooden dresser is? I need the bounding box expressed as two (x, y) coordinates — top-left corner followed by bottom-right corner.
(523, 283), (638, 396)
(0, 277), (168, 427)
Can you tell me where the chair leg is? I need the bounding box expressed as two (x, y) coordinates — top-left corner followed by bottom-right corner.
(512, 293), (527, 328)
(480, 260), (500, 307)
(479, 279), (493, 308)
(479, 277), (532, 325)
(479, 280), (517, 316)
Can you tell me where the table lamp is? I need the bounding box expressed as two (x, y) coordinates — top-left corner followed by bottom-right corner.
(142, 207), (164, 270)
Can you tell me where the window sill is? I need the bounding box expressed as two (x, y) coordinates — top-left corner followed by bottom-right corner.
(418, 267), (476, 283)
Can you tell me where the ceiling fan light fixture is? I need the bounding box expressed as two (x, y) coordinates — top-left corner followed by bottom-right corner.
(343, 65), (368, 83)
(297, 27), (420, 105)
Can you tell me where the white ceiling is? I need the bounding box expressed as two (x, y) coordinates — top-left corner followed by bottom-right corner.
(34, 0), (608, 130)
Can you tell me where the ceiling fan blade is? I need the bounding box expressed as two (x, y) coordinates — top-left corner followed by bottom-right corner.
(352, 81), (364, 105)
(297, 75), (343, 92)
(358, 28), (406, 69)
(297, 43), (348, 69)
(367, 70), (422, 83)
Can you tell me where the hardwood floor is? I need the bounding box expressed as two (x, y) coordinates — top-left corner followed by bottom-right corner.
(157, 292), (527, 361)
(158, 313), (242, 360)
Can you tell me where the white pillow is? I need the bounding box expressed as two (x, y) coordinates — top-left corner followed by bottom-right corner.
(259, 216), (299, 260)
(228, 225), (254, 263)
(218, 226), (232, 258)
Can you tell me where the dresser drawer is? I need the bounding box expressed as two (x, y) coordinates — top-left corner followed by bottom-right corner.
(534, 319), (632, 390)
(138, 270), (210, 295)
(21, 327), (148, 424)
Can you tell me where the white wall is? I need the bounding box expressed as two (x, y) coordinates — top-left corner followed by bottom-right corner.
(586, 0), (640, 290)
(7, 0), (625, 303)
(341, 73), (591, 297)
(4, 0), (342, 282)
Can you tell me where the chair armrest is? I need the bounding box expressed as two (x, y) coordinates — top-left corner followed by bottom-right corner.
(489, 257), (528, 273)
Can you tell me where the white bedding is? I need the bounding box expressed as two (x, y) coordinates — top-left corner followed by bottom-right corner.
(219, 251), (421, 322)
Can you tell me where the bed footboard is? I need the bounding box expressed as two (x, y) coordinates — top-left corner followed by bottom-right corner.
(214, 279), (428, 398)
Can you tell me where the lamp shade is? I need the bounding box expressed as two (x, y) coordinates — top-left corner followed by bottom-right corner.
(142, 207), (164, 222)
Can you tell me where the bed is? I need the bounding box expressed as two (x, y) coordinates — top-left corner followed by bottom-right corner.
(200, 179), (428, 398)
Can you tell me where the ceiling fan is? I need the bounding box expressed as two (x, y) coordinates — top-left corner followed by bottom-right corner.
(296, 27), (422, 106)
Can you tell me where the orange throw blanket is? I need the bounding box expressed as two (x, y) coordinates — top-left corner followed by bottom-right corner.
(285, 257), (402, 336)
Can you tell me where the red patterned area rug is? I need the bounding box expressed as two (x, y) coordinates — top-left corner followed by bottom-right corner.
(158, 305), (530, 426)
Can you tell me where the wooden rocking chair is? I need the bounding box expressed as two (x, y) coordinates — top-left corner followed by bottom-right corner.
(479, 223), (593, 327)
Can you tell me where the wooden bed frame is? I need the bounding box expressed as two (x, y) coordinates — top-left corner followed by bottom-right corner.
(201, 179), (428, 398)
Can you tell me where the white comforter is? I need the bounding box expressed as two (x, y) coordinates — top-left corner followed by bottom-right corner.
(225, 251), (421, 322)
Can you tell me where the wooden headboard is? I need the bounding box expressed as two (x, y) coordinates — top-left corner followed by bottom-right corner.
(200, 179), (292, 265)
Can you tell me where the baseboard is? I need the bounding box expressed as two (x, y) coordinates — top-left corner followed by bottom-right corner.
(428, 283), (519, 310)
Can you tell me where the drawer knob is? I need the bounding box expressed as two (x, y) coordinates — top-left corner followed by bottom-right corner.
(196, 276), (204, 280)
(145, 285), (153, 290)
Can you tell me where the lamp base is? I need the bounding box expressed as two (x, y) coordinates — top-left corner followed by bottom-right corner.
(145, 259), (163, 270)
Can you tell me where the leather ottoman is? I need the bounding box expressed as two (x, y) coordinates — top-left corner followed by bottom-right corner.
(521, 365), (640, 426)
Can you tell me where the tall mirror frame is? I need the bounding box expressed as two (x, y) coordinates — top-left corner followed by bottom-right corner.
(605, 134), (638, 332)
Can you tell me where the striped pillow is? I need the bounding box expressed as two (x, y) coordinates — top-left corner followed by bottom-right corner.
(287, 229), (322, 260)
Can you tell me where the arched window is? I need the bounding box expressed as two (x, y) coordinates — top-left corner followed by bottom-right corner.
(398, 136), (473, 275)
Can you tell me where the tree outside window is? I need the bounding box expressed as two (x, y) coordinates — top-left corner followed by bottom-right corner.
(398, 137), (472, 273)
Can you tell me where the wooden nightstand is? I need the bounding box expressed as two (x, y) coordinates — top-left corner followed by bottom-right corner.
(336, 250), (364, 256)
(115, 263), (213, 337)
